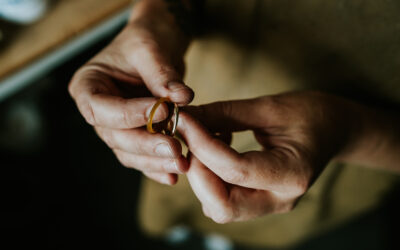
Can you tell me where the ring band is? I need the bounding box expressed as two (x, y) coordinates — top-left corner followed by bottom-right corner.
(170, 103), (179, 136)
(147, 97), (179, 136)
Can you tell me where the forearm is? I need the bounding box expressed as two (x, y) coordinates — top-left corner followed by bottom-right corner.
(337, 102), (400, 173)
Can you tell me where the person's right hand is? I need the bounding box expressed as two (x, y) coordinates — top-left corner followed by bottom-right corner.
(177, 91), (362, 223)
(68, 2), (194, 185)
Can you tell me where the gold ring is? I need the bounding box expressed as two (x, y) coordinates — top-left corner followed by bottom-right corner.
(147, 98), (179, 136)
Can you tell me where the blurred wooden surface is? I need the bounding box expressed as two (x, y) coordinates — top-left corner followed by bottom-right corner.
(0, 0), (132, 81)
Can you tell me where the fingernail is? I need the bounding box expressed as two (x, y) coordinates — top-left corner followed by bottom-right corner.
(155, 143), (174, 158)
(168, 81), (187, 92)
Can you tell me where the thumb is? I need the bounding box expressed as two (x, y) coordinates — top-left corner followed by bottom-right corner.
(133, 47), (194, 105)
(183, 98), (269, 132)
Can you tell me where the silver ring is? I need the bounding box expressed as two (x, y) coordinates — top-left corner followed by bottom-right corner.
(170, 103), (179, 136)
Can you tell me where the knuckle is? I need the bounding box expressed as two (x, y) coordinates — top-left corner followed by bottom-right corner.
(67, 81), (75, 98)
(222, 165), (248, 184)
(82, 102), (96, 126)
(222, 173), (241, 185)
(133, 139), (149, 156)
(121, 103), (134, 128)
(288, 162), (311, 195)
(153, 65), (177, 84)
(156, 63), (174, 75)
(115, 151), (132, 168)
(101, 129), (115, 149)
(133, 41), (159, 57)
(293, 177), (309, 195)
(259, 95), (285, 120)
(261, 95), (280, 109)
(68, 71), (82, 98)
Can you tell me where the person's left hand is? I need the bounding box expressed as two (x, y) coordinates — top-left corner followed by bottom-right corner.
(177, 91), (361, 223)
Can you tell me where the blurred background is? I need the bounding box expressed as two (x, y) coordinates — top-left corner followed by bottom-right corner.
(1, 0), (400, 249)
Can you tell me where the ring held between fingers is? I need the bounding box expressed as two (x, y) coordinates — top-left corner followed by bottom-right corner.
(80, 94), (169, 129)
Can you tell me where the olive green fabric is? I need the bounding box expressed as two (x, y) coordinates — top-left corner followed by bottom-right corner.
(138, 0), (400, 248)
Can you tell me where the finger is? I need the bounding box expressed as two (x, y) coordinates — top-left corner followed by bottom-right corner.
(69, 69), (169, 129)
(143, 172), (178, 186)
(179, 112), (302, 193)
(186, 155), (233, 224)
(131, 45), (194, 105)
(95, 127), (182, 158)
(114, 149), (189, 174)
(187, 155), (287, 223)
(79, 94), (169, 129)
(182, 97), (278, 132)
(178, 112), (246, 184)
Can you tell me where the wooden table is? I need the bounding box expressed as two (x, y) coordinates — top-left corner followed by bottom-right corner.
(0, 0), (132, 101)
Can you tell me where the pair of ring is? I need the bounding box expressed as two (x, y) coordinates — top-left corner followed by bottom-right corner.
(147, 97), (179, 136)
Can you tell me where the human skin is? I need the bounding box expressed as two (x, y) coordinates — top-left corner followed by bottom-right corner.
(68, 1), (400, 223)
(177, 91), (400, 223)
(68, 0), (195, 185)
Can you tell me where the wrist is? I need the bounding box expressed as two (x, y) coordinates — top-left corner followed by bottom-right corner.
(333, 100), (371, 162)
(334, 100), (400, 172)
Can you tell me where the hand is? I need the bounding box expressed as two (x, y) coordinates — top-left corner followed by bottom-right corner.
(178, 91), (360, 223)
(68, 1), (194, 185)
